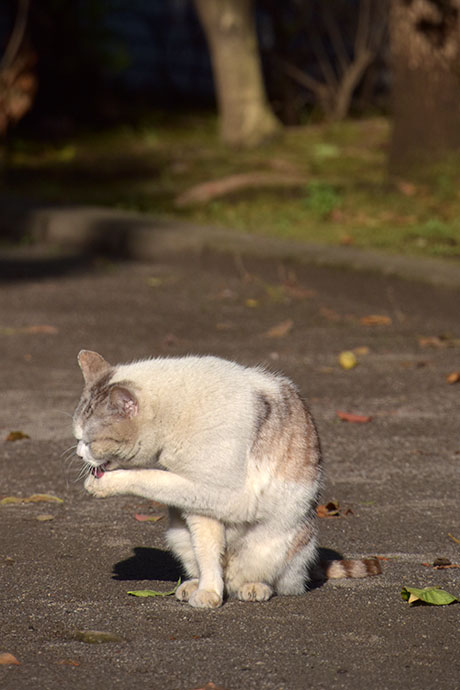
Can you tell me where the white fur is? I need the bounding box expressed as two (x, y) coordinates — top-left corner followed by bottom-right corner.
(77, 354), (321, 608)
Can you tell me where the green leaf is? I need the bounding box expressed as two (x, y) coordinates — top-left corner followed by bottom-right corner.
(128, 578), (181, 598)
(401, 586), (459, 606)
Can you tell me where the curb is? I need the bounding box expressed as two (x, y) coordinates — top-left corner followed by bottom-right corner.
(3, 201), (460, 290)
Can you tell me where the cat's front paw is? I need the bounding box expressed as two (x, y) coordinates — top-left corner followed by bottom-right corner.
(189, 589), (223, 609)
(175, 579), (199, 602)
(237, 582), (273, 602)
(84, 470), (124, 498)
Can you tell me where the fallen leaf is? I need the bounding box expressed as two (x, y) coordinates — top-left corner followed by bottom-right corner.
(447, 371), (460, 384)
(0, 325), (59, 336)
(128, 578), (181, 598)
(23, 325), (59, 334)
(340, 234), (354, 245)
(245, 298), (259, 308)
(432, 557), (452, 567)
(316, 500), (341, 518)
(448, 533), (460, 545)
(422, 559), (460, 570)
(71, 630), (123, 644)
(282, 281), (315, 300)
(134, 513), (163, 523)
(36, 514), (55, 522)
(337, 411), (372, 423)
(353, 346), (370, 356)
(265, 319), (294, 338)
(57, 659), (80, 666)
(0, 496), (23, 505)
(320, 307), (342, 322)
(0, 653), (20, 665)
(418, 334), (460, 349)
(5, 431), (30, 442)
(338, 351), (357, 370)
(401, 586), (459, 606)
(360, 315), (392, 326)
(25, 494), (64, 504)
(190, 683), (227, 690)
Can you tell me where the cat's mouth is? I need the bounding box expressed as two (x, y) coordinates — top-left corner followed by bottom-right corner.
(90, 462), (109, 478)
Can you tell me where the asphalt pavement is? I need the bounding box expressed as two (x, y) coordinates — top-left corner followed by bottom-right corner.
(1, 213), (460, 690)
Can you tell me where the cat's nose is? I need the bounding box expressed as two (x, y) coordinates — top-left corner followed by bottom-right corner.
(76, 441), (85, 458)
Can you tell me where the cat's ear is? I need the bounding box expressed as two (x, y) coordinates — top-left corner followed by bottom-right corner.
(109, 386), (139, 419)
(78, 350), (111, 386)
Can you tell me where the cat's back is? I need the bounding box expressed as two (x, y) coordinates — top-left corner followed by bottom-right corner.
(112, 354), (282, 400)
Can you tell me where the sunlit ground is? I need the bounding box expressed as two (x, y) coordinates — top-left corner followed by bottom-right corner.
(3, 113), (460, 259)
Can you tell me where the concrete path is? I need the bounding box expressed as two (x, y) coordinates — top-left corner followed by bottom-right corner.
(1, 212), (459, 689)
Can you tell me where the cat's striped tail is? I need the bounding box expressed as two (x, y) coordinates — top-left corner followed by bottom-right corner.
(321, 557), (382, 579)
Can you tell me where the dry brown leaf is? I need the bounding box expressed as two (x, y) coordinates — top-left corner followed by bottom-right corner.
(5, 431), (30, 442)
(36, 514), (55, 522)
(320, 307), (342, 322)
(353, 346), (370, 356)
(447, 371), (460, 384)
(23, 325), (59, 334)
(0, 652), (20, 665)
(448, 533), (460, 544)
(57, 659), (80, 666)
(418, 335), (460, 349)
(337, 411), (372, 423)
(360, 315), (392, 326)
(0, 325), (58, 336)
(265, 319), (294, 339)
(316, 500), (341, 518)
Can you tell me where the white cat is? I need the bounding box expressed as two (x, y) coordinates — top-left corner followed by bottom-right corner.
(74, 350), (380, 609)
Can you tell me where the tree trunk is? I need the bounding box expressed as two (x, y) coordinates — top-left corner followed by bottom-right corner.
(389, 0), (460, 174)
(194, 0), (281, 147)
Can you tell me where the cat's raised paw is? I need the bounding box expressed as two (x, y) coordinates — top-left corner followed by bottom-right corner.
(237, 582), (273, 602)
(189, 589), (223, 609)
(175, 579), (199, 602)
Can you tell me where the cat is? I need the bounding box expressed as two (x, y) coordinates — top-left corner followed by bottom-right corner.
(73, 350), (381, 609)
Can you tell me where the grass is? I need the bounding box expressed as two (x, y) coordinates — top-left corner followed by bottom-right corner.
(3, 112), (460, 259)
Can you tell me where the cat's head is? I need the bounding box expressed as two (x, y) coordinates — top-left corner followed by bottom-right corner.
(73, 350), (142, 476)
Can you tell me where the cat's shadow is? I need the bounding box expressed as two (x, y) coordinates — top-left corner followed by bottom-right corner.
(113, 547), (183, 582)
(112, 546), (340, 590)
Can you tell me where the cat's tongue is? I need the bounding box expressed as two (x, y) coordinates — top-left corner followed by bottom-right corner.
(91, 464), (106, 479)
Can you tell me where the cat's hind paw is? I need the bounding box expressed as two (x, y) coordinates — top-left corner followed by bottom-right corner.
(189, 589), (223, 609)
(175, 579), (199, 602)
(237, 582), (273, 602)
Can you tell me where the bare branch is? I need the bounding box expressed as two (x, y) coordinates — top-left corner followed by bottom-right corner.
(322, 4), (350, 77)
(309, 28), (339, 90)
(355, 0), (372, 55)
(0, 0), (30, 72)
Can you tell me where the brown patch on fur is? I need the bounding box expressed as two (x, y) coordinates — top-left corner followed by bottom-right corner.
(251, 383), (321, 483)
(286, 520), (315, 561)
